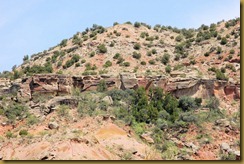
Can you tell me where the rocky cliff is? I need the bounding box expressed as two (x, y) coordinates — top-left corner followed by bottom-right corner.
(6, 74), (239, 103)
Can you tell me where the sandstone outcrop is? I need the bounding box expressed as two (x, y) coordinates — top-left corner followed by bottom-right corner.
(8, 74), (239, 102)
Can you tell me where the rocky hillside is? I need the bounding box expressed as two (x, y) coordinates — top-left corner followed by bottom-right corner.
(0, 18), (240, 160)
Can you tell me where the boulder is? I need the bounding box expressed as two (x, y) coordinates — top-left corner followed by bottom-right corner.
(140, 133), (154, 144)
(220, 143), (230, 152)
(215, 119), (231, 127)
(48, 121), (59, 129)
(119, 73), (138, 90)
(102, 96), (113, 105)
(185, 142), (199, 154)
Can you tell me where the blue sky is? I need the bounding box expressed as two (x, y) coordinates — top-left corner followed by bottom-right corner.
(0, 0), (240, 72)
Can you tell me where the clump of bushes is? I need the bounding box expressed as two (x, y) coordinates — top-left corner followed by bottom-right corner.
(63, 54), (80, 68)
(148, 59), (155, 65)
(134, 22), (141, 28)
(165, 65), (171, 73)
(141, 61), (146, 65)
(133, 43), (141, 50)
(19, 129), (28, 136)
(97, 80), (107, 92)
(60, 39), (68, 47)
(132, 52), (141, 59)
(97, 44), (107, 53)
(103, 60), (112, 68)
(161, 53), (170, 65)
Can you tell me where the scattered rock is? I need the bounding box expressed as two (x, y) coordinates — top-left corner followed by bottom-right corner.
(48, 121), (59, 129)
(109, 115), (116, 121)
(185, 142), (199, 154)
(220, 143), (230, 152)
(234, 151), (240, 157)
(1, 122), (7, 126)
(90, 135), (99, 144)
(0, 154), (3, 160)
(140, 133), (154, 144)
(120, 73), (138, 90)
(40, 152), (55, 160)
(215, 119), (231, 127)
(171, 137), (184, 148)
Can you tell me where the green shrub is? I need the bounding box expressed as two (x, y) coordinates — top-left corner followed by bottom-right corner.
(27, 115), (39, 125)
(190, 60), (196, 65)
(194, 97), (202, 107)
(60, 39), (68, 47)
(220, 152), (236, 160)
(133, 43), (141, 50)
(109, 42), (115, 47)
(165, 65), (171, 73)
(75, 63), (81, 67)
(174, 54), (180, 61)
(81, 59), (86, 64)
(141, 61), (146, 65)
(205, 97), (220, 110)
(6, 131), (13, 138)
(57, 105), (69, 117)
(220, 67), (226, 73)
(23, 55), (29, 61)
(173, 64), (184, 71)
(134, 22), (141, 28)
(82, 71), (97, 75)
(132, 122), (146, 135)
(226, 63), (236, 72)
(175, 35), (183, 42)
(229, 49), (235, 54)
(64, 54), (80, 68)
(19, 129), (28, 136)
(132, 52), (141, 59)
(116, 57), (125, 64)
(151, 49), (157, 54)
(148, 59), (155, 65)
(178, 96), (197, 112)
(97, 44), (107, 53)
(220, 37), (227, 45)
(146, 51), (152, 56)
(72, 34), (82, 45)
(204, 52), (210, 57)
(123, 62), (130, 67)
(216, 69), (228, 80)
(113, 22), (119, 26)
(140, 32), (149, 38)
(216, 46), (222, 54)
(103, 60), (112, 68)
(125, 21), (132, 25)
(208, 67), (216, 72)
(89, 51), (95, 57)
(113, 53), (121, 59)
(4, 103), (28, 123)
(77, 98), (97, 117)
(161, 53), (170, 65)
(97, 80), (107, 92)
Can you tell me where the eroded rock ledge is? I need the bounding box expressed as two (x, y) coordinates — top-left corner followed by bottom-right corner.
(1, 73), (240, 101)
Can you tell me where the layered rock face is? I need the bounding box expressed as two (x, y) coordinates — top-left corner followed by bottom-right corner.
(9, 74), (239, 102)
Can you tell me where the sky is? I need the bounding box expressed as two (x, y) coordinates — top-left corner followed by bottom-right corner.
(0, 0), (240, 72)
